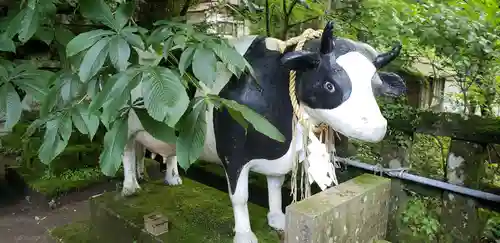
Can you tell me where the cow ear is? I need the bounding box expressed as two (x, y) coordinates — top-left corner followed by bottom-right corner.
(280, 51), (321, 70)
(377, 72), (407, 97)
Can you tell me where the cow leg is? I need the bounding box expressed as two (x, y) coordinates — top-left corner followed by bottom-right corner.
(136, 142), (146, 181)
(266, 175), (286, 231)
(226, 164), (258, 243)
(122, 139), (141, 196)
(164, 155), (182, 185)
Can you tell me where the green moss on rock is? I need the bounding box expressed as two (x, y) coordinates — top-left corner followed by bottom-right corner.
(90, 177), (280, 243)
(49, 220), (91, 243)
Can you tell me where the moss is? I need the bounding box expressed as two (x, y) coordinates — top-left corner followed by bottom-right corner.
(16, 164), (109, 197)
(92, 178), (280, 243)
(49, 220), (91, 243)
(17, 155), (158, 198)
(351, 174), (385, 185)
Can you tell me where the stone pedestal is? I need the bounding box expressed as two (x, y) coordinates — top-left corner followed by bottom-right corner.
(285, 174), (392, 243)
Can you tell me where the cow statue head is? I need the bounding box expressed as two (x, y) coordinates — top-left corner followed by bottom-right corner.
(280, 21), (406, 143)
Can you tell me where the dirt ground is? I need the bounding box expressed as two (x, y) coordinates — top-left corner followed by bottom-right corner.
(0, 198), (90, 243)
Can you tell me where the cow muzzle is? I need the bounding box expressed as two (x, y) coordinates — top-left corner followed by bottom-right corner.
(304, 99), (388, 143)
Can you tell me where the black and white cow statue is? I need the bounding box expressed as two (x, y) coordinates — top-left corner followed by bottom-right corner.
(122, 21), (406, 243)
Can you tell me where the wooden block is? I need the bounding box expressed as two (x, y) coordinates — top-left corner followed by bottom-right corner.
(285, 173), (392, 243)
(144, 212), (169, 236)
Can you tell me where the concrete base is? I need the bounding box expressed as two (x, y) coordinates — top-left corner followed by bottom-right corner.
(285, 173), (392, 243)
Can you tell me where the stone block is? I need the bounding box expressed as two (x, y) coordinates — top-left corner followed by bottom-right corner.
(89, 178), (280, 243)
(285, 173), (391, 243)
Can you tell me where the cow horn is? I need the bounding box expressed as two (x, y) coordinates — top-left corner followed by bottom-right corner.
(320, 21), (335, 55)
(372, 41), (402, 69)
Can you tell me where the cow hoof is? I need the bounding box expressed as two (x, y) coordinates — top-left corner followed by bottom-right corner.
(165, 175), (183, 186)
(122, 182), (141, 197)
(233, 231), (258, 243)
(267, 212), (285, 231)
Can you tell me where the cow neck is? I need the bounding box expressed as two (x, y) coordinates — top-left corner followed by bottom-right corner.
(276, 29), (339, 202)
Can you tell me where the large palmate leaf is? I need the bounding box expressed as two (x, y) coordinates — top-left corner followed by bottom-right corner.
(178, 47), (195, 76)
(0, 83), (22, 131)
(0, 37), (16, 52)
(176, 99), (207, 170)
(114, 1), (135, 30)
(99, 117), (128, 176)
(141, 67), (189, 127)
(18, 0), (40, 43)
(38, 113), (73, 164)
(71, 104), (100, 141)
(209, 95), (285, 143)
(66, 29), (115, 57)
(109, 36), (131, 71)
(192, 48), (217, 86)
(78, 37), (111, 82)
(121, 27), (145, 50)
(133, 108), (176, 144)
(89, 68), (142, 125)
(79, 0), (119, 31)
(10, 69), (54, 101)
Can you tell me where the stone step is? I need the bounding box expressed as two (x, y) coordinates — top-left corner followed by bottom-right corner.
(89, 177), (281, 243)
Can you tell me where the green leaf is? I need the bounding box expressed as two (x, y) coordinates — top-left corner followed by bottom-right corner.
(66, 29), (114, 57)
(79, 0), (118, 30)
(38, 113), (72, 164)
(172, 35), (186, 49)
(178, 47), (195, 76)
(18, 3), (40, 43)
(5, 11), (23, 39)
(0, 65), (8, 81)
(89, 68), (142, 113)
(176, 101), (207, 171)
(115, 1), (135, 30)
(162, 37), (175, 58)
(59, 73), (82, 102)
(227, 107), (249, 131)
(55, 26), (75, 46)
(11, 70), (53, 101)
(122, 28), (145, 50)
(213, 96), (285, 142)
(141, 67), (190, 127)
(147, 27), (172, 46)
(0, 83), (22, 131)
(109, 36), (130, 71)
(0, 37), (16, 52)
(133, 108), (176, 143)
(210, 43), (246, 74)
(34, 27), (54, 45)
(99, 116), (128, 176)
(78, 37), (111, 82)
(100, 73), (140, 123)
(72, 104), (100, 140)
(192, 48), (217, 85)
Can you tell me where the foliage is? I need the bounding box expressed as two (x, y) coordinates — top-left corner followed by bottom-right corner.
(0, 0), (286, 176)
(401, 195), (442, 242)
(243, 0), (326, 38)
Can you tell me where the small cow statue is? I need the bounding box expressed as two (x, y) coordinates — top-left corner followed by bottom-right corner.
(122, 21), (406, 243)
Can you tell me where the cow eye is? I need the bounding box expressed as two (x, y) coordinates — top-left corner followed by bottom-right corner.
(324, 82), (335, 93)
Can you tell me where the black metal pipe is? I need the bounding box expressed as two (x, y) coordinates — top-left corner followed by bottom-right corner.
(335, 157), (500, 203)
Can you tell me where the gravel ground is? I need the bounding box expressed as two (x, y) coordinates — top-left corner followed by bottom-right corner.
(0, 198), (90, 243)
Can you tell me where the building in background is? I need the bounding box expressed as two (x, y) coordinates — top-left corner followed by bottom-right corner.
(186, 0), (250, 37)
